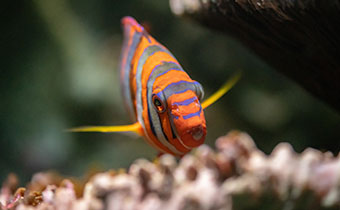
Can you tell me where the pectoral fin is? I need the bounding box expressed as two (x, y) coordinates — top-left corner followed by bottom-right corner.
(67, 122), (143, 136)
(202, 71), (241, 109)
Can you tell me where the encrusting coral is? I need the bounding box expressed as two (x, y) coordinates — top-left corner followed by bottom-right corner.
(1, 131), (340, 210)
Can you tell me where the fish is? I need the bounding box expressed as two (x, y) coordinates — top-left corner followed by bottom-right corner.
(69, 16), (241, 156)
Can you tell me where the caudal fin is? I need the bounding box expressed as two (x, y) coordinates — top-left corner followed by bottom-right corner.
(67, 122), (143, 136)
(201, 71), (241, 109)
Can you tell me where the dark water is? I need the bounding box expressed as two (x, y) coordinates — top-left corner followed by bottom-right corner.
(1, 0), (339, 184)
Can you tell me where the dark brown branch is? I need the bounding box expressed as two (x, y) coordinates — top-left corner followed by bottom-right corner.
(170, 0), (340, 112)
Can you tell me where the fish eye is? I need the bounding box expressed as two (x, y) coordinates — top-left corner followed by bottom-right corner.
(152, 94), (166, 113)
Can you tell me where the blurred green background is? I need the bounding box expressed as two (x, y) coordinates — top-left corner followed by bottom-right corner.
(1, 0), (339, 184)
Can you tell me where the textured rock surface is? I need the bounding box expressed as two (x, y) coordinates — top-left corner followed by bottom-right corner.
(1, 131), (340, 210)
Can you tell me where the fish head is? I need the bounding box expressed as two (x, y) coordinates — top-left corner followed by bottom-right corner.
(153, 81), (206, 149)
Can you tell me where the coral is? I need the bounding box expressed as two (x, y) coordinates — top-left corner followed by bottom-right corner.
(1, 131), (340, 210)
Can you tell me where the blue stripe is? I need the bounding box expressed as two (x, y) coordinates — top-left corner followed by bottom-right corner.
(183, 106), (202, 120)
(146, 62), (181, 145)
(148, 65), (182, 83)
(148, 62), (181, 81)
(147, 106), (170, 141)
(172, 97), (197, 106)
(156, 81), (199, 98)
(172, 89), (190, 95)
(163, 81), (198, 91)
(136, 45), (165, 130)
(171, 114), (179, 119)
(155, 67), (182, 78)
(147, 106), (157, 137)
(170, 104), (202, 120)
(121, 30), (142, 121)
(142, 31), (152, 43)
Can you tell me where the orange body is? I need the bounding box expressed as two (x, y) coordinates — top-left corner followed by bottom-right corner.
(120, 17), (206, 155)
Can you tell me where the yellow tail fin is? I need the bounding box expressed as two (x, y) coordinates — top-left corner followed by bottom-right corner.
(67, 122), (143, 136)
(201, 71), (241, 109)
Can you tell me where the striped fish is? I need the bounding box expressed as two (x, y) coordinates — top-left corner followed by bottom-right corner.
(69, 16), (241, 156)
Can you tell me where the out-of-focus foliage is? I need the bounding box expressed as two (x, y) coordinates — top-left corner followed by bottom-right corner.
(1, 0), (339, 183)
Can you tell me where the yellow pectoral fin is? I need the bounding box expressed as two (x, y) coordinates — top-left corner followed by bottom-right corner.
(202, 71), (241, 109)
(67, 122), (143, 136)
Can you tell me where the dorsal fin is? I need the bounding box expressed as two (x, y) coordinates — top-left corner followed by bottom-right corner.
(121, 16), (145, 33)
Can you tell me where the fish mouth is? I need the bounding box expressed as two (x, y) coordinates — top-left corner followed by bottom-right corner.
(190, 125), (204, 141)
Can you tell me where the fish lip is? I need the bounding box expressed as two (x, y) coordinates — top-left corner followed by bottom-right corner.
(191, 125), (204, 141)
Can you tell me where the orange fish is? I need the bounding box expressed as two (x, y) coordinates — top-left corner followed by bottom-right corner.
(69, 16), (241, 156)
